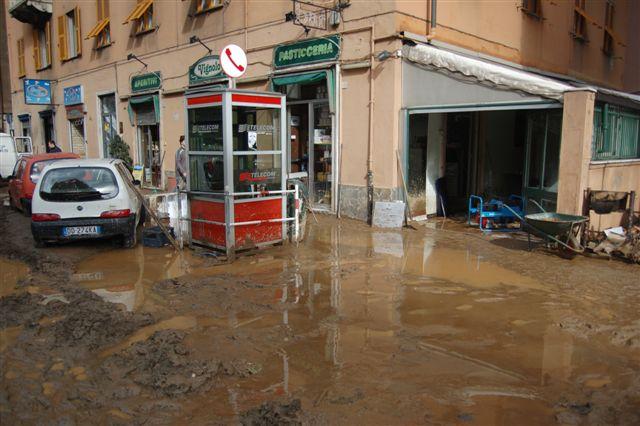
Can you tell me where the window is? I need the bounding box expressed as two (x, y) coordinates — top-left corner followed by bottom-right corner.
(17, 38), (26, 77)
(593, 104), (640, 161)
(522, 0), (541, 17)
(40, 167), (119, 201)
(195, 0), (223, 15)
(603, 0), (614, 56)
(86, 0), (110, 49)
(58, 7), (82, 61)
(32, 22), (52, 70)
(123, 0), (154, 35)
(573, 0), (587, 40)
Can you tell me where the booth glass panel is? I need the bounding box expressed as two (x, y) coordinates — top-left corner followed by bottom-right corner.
(232, 106), (281, 152)
(188, 106), (223, 152)
(233, 154), (282, 194)
(189, 154), (224, 194)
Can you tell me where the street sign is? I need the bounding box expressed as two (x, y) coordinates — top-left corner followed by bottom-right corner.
(131, 72), (162, 93)
(292, 0), (329, 31)
(23, 79), (52, 105)
(63, 85), (83, 106)
(273, 35), (341, 69)
(220, 44), (247, 79)
(189, 55), (224, 85)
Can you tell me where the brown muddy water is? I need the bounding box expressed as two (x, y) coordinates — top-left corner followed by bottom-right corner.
(1, 215), (639, 424)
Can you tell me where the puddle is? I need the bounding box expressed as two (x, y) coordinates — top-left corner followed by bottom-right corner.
(0, 258), (30, 297)
(3, 216), (640, 424)
(72, 246), (206, 311)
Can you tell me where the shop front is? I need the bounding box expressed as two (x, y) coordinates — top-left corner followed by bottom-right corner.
(128, 72), (162, 188)
(401, 42), (571, 216)
(271, 35), (340, 212)
(63, 85), (86, 157)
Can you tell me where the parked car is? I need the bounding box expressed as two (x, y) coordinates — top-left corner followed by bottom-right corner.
(8, 152), (80, 214)
(31, 159), (144, 248)
(0, 133), (32, 180)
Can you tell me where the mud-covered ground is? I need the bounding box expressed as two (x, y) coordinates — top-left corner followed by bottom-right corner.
(1, 198), (639, 425)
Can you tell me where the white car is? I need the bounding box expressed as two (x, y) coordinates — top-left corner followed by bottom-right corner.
(31, 159), (144, 248)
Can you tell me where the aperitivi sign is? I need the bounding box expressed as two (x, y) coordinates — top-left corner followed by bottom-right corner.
(273, 35), (340, 69)
(131, 72), (162, 93)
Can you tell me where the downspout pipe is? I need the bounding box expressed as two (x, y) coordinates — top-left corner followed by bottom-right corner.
(367, 24), (375, 224)
(427, 0), (437, 40)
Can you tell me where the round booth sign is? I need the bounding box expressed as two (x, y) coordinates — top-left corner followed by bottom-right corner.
(220, 44), (247, 78)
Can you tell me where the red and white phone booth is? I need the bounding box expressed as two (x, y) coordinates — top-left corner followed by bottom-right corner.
(185, 88), (296, 257)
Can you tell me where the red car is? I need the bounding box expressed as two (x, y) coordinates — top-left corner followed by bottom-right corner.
(8, 152), (80, 214)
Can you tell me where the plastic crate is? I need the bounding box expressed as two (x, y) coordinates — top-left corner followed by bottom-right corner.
(142, 226), (175, 248)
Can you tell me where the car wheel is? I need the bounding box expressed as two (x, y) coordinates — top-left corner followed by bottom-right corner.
(122, 228), (138, 248)
(20, 199), (31, 216)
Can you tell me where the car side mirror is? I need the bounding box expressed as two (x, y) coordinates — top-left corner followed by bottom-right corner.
(132, 179), (141, 186)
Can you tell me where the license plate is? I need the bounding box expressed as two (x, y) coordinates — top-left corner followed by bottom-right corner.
(62, 226), (101, 236)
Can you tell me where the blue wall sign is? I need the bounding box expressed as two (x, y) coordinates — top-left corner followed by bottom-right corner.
(63, 85), (83, 106)
(24, 79), (52, 105)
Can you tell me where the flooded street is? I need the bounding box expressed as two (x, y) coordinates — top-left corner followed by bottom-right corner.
(1, 205), (639, 424)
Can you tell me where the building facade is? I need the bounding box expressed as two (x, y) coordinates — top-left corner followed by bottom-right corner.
(4, 0), (639, 227)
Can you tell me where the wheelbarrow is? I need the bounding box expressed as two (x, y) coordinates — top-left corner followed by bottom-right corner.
(524, 212), (589, 257)
(501, 201), (589, 258)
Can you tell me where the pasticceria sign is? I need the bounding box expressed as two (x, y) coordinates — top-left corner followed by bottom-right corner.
(273, 35), (341, 69)
(131, 72), (162, 93)
(189, 55), (224, 86)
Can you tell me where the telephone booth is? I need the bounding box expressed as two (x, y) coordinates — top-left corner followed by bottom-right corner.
(185, 88), (291, 257)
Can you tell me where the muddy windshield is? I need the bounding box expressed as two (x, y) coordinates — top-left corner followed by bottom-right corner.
(40, 167), (119, 201)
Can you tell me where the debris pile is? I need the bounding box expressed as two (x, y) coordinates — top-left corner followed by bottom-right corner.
(591, 225), (640, 264)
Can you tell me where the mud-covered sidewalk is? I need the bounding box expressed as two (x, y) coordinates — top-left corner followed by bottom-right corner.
(1, 203), (639, 425)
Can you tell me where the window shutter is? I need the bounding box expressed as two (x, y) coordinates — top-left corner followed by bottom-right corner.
(45, 21), (52, 66)
(75, 7), (82, 56)
(32, 28), (41, 69)
(17, 39), (25, 76)
(58, 15), (67, 61)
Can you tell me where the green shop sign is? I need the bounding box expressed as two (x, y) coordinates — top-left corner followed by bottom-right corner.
(131, 72), (162, 93)
(189, 55), (224, 86)
(274, 35), (340, 69)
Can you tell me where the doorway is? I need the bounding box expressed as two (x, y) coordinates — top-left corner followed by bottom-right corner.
(41, 113), (55, 152)
(276, 75), (335, 212)
(287, 100), (333, 210)
(99, 93), (117, 158)
(137, 124), (160, 187)
(68, 118), (86, 157)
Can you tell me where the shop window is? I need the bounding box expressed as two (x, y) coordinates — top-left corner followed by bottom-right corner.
(573, 0), (587, 41)
(32, 22), (52, 70)
(603, 0), (615, 56)
(58, 7), (82, 61)
(17, 38), (26, 77)
(195, 0), (223, 14)
(521, 0), (541, 18)
(592, 104), (640, 161)
(86, 0), (111, 49)
(124, 0), (154, 35)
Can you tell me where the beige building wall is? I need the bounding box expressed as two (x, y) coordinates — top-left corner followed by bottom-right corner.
(4, 0), (638, 220)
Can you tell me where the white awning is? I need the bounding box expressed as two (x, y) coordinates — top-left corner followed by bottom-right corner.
(402, 43), (576, 101)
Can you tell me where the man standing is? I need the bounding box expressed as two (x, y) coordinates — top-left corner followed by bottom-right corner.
(47, 140), (61, 153)
(175, 135), (187, 190)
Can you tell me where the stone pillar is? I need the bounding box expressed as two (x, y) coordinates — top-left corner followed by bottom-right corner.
(556, 91), (595, 215)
